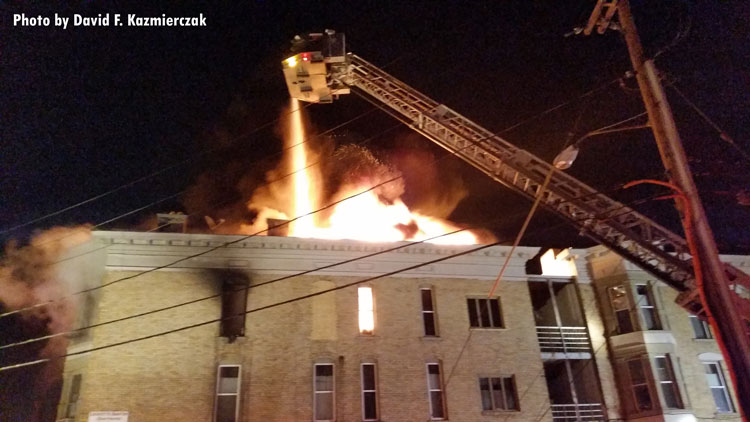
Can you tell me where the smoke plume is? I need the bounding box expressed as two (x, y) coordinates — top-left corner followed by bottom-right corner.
(0, 225), (93, 422)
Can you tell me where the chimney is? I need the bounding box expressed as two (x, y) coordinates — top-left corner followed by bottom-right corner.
(266, 218), (290, 237)
(156, 213), (187, 233)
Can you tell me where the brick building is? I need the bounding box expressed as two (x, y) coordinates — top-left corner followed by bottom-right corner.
(55, 231), (742, 422)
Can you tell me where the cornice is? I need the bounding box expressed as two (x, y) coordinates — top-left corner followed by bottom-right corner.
(93, 231), (574, 281)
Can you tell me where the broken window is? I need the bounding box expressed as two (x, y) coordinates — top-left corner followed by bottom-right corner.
(220, 274), (249, 341)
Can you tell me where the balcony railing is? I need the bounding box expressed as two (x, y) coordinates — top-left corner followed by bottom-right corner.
(536, 326), (591, 353)
(551, 403), (605, 421)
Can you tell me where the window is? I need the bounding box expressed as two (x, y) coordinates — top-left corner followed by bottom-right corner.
(689, 315), (712, 339)
(314, 363), (335, 421)
(215, 365), (241, 422)
(479, 376), (518, 411)
(421, 288), (438, 336)
(467, 298), (503, 328)
(704, 362), (734, 413)
(608, 285), (634, 334)
(627, 359), (654, 412)
(359, 287), (374, 335)
(636, 284), (661, 330)
(654, 355), (683, 409)
(64, 374), (82, 418)
(361, 363), (378, 421)
(426, 363), (446, 419)
(220, 276), (249, 341)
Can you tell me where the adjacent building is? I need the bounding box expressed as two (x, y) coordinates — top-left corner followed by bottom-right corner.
(55, 231), (743, 422)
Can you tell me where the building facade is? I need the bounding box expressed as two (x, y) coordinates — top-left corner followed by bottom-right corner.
(55, 231), (743, 422)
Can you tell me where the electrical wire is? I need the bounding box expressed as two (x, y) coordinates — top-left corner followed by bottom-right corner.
(529, 291), (654, 422)
(9, 36), (507, 250)
(498, 78), (623, 135)
(442, 188), (670, 397)
(1, 180), (644, 352)
(23, 103), (381, 251)
(0, 100), (315, 236)
(669, 84), (750, 165)
(1, 74), (629, 320)
(8, 62), (629, 264)
(0, 194), (667, 373)
(2, 16), (494, 237)
(0, 233), (506, 372)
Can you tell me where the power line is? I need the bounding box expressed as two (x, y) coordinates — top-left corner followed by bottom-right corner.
(669, 84), (750, 165)
(3, 20), (492, 237)
(0, 188), (668, 366)
(10, 42), (492, 249)
(499, 77), (623, 135)
(3, 58), (626, 240)
(0, 195), (663, 373)
(0, 235), (504, 372)
(0, 184), (611, 351)
(439, 189), (670, 406)
(1, 76), (629, 321)
(9, 62), (628, 262)
(531, 289), (656, 422)
(24, 103), (382, 251)
(0, 173), (402, 319)
(0, 100), (315, 236)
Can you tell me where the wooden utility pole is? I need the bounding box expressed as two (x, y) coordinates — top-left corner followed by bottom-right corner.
(591, 0), (750, 417)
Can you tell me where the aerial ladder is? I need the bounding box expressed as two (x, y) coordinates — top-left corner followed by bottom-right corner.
(281, 30), (750, 408)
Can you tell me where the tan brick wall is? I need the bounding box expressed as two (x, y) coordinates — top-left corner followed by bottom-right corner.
(657, 285), (742, 421)
(75, 270), (555, 422)
(578, 283), (623, 421)
(586, 248), (743, 422)
(76, 270), (220, 422)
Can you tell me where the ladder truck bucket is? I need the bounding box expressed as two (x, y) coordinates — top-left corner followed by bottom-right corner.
(281, 30), (350, 103)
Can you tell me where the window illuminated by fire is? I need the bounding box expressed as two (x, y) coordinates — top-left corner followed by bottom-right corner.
(358, 287), (374, 335)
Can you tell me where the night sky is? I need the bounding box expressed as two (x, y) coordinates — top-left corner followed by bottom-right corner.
(2, 0), (749, 253)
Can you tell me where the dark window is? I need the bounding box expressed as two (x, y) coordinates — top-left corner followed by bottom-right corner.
(421, 288), (438, 336)
(314, 364), (335, 421)
(689, 315), (712, 339)
(64, 374), (82, 418)
(427, 363), (446, 419)
(215, 365), (240, 422)
(220, 275), (249, 341)
(654, 355), (683, 409)
(479, 376), (519, 411)
(361, 364), (378, 421)
(608, 285), (634, 334)
(636, 284), (661, 330)
(627, 359), (653, 412)
(467, 298), (503, 328)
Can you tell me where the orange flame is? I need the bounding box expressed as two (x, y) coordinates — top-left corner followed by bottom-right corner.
(244, 99), (478, 245)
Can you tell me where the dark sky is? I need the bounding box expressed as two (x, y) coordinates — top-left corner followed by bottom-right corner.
(2, 0), (749, 253)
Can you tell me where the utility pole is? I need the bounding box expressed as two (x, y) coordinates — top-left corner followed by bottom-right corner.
(588, 0), (750, 417)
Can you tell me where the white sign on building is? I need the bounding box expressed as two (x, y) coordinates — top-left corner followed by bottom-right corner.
(87, 411), (129, 422)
